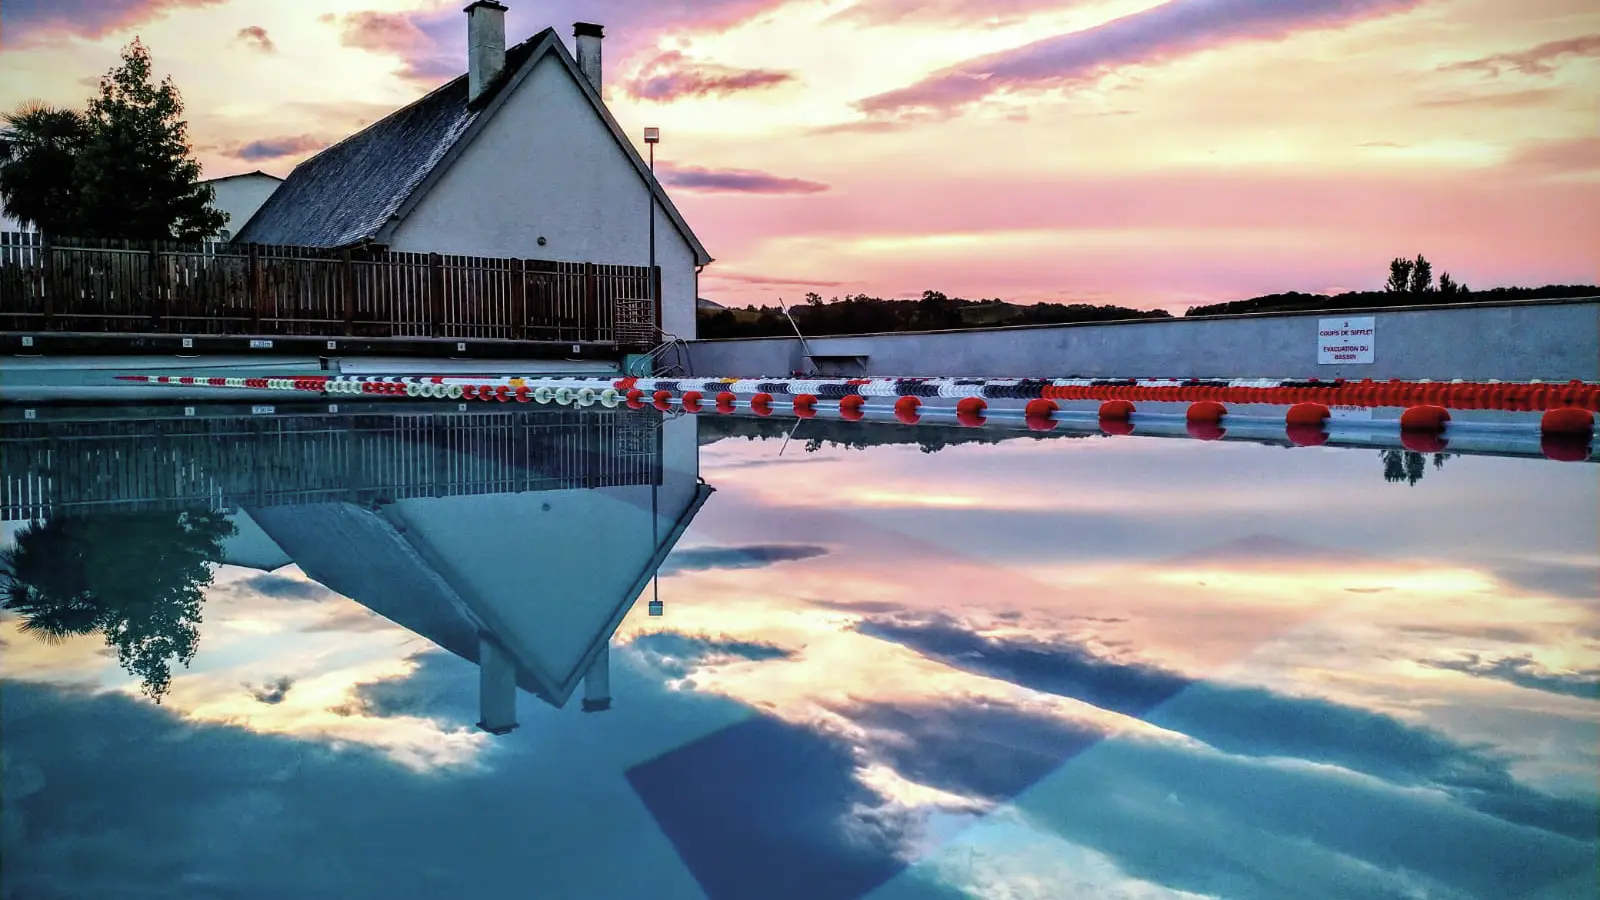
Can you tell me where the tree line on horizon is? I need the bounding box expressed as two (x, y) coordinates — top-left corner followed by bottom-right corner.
(0, 39), (222, 242)
(700, 255), (1597, 339)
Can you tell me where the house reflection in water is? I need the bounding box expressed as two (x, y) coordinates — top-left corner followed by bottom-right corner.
(1, 404), (710, 732)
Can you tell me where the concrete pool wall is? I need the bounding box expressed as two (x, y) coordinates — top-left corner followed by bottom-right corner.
(683, 297), (1599, 381)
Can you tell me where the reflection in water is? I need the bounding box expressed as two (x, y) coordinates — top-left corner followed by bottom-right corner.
(2, 404), (1596, 900)
(2, 404), (705, 728)
(2, 510), (234, 700)
(1380, 449), (1452, 485)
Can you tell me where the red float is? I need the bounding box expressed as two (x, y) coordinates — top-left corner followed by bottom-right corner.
(1541, 407), (1594, 436)
(1541, 434), (1591, 462)
(1399, 404), (1450, 431)
(1401, 430), (1448, 453)
(1186, 400), (1226, 423)
(1286, 423), (1329, 446)
(1099, 418), (1135, 436)
(1285, 403), (1331, 427)
(1098, 399), (1134, 420)
(1024, 398), (1058, 421)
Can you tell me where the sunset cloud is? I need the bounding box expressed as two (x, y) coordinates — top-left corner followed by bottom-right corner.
(233, 25), (275, 53)
(0, 0), (1591, 309)
(320, 10), (457, 84)
(657, 163), (829, 195)
(827, 0), (1075, 29)
(856, 0), (1426, 117)
(0, 0), (222, 46)
(1439, 33), (1600, 78)
(222, 135), (329, 162)
(625, 50), (795, 101)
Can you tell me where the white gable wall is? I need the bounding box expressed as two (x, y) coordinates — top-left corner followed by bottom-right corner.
(383, 413), (702, 694)
(205, 174), (282, 240)
(392, 54), (700, 340)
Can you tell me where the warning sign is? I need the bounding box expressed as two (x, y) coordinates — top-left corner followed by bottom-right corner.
(1318, 316), (1375, 365)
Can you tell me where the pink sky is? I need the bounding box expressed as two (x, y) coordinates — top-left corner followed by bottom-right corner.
(1, 0), (1596, 310)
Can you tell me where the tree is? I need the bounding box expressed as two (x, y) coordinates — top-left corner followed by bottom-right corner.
(1385, 257), (1414, 293)
(73, 38), (223, 241)
(1409, 254), (1434, 293)
(805, 292), (823, 307)
(0, 103), (90, 235)
(1437, 272), (1469, 295)
(1, 509), (235, 701)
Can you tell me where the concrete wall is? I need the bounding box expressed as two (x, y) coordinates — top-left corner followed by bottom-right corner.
(395, 53), (700, 341)
(687, 298), (1599, 381)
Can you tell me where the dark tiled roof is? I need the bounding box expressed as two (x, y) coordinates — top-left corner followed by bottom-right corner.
(235, 35), (545, 248)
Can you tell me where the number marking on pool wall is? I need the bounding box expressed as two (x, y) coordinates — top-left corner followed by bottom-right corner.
(1318, 317), (1375, 365)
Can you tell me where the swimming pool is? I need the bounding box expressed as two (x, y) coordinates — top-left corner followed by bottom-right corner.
(2, 403), (1595, 899)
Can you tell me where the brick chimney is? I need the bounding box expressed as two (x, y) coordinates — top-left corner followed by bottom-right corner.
(465, 0), (508, 105)
(574, 22), (603, 95)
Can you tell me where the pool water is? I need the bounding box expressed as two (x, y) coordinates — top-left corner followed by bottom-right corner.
(2, 405), (1596, 900)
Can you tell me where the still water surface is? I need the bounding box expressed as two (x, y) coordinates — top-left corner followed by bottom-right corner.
(2, 406), (1596, 899)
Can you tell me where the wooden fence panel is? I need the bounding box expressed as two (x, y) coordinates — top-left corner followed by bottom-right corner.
(0, 232), (655, 346)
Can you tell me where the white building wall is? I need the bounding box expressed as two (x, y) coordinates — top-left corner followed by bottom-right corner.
(392, 54), (700, 341)
(204, 173), (282, 240)
(0, 197), (31, 233)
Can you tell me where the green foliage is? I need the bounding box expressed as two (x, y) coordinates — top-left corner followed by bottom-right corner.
(698, 289), (1172, 339)
(1185, 283), (1590, 318)
(0, 38), (222, 240)
(1409, 254), (1434, 293)
(0, 103), (90, 234)
(1, 509), (236, 701)
(1385, 257), (1414, 293)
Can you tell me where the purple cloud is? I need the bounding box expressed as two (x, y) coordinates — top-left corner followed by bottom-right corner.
(321, 10), (460, 84)
(318, 1), (794, 90)
(855, 0), (1425, 117)
(626, 51), (795, 101)
(1438, 34), (1600, 78)
(657, 164), (829, 195)
(0, 0), (222, 46)
(234, 25), (275, 53)
(828, 0), (1078, 29)
(226, 135), (329, 162)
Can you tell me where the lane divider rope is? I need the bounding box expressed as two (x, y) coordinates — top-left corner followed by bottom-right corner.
(114, 373), (1600, 453)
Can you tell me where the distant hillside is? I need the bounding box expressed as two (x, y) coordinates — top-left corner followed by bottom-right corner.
(698, 290), (1171, 340)
(1185, 284), (1599, 317)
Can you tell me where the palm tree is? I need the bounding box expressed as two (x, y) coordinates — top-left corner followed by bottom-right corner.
(0, 101), (89, 235)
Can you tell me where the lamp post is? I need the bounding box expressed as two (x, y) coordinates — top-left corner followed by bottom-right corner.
(644, 127), (663, 617)
(643, 126), (659, 338)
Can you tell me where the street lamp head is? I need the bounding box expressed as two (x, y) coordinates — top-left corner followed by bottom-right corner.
(643, 126), (660, 144)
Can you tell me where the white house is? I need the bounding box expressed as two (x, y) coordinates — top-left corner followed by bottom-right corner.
(227, 414), (709, 732)
(199, 170), (282, 240)
(236, 2), (712, 341)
